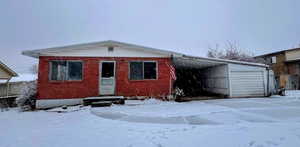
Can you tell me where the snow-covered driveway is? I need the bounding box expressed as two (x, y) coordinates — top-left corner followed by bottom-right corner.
(91, 97), (300, 125)
(1, 91), (300, 147)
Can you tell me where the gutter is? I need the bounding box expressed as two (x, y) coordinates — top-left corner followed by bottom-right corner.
(181, 55), (268, 68)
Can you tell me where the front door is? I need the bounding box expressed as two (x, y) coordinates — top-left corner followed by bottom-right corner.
(99, 61), (116, 95)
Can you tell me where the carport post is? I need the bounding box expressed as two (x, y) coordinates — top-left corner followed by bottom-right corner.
(266, 67), (270, 96)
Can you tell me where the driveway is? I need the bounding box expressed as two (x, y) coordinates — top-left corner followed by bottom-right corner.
(91, 95), (300, 125)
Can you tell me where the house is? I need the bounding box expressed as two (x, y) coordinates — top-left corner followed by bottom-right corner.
(0, 61), (18, 97)
(22, 40), (274, 108)
(0, 74), (37, 98)
(255, 47), (300, 90)
(0, 61), (18, 107)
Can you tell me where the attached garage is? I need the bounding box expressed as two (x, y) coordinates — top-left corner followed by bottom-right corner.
(173, 56), (274, 98)
(229, 64), (267, 97)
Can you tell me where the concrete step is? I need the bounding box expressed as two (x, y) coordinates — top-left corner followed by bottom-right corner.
(83, 96), (125, 106)
(91, 101), (112, 107)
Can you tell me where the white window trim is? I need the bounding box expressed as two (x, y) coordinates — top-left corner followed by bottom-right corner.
(49, 60), (84, 81)
(129, 61), (158, 80)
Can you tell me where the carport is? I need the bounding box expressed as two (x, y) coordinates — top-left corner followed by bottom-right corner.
(172, 55), (274, 98)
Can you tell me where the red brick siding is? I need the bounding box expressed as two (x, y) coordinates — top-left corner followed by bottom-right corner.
(37, 56), (172, 100)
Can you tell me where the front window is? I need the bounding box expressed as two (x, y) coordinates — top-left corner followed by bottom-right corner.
(129, 61), (157, 80)
(50, 61), (83, 81)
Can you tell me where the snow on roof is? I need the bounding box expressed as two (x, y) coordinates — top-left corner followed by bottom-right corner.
(0, 60), (18, 77)
(0, 73), (37, 83)
(10, 73), (37, 82)
(22, 40), (268, 68)
(255, 47), (300, 58)
(22, 40), (184, 58)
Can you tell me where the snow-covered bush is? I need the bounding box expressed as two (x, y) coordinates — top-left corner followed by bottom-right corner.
(16, 81), (37, 111)
(174, 87), (184, 98)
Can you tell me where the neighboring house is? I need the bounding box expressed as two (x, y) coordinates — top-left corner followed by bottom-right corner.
(0, 74), (37, 97)
(255, 48), (300, 90)
(0, 61), (18, 97)
(0, 61), (18, 107)
(22, 40), (273, 108)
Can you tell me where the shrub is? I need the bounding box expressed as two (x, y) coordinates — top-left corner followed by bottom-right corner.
(16, 81), (37, 111)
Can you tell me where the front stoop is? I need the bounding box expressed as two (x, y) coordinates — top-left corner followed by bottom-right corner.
(91, 101), (113, 107)
(83, 96), (125, 107)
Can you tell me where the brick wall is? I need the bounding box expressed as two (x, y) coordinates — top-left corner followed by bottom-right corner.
(37, 56), (172, 100)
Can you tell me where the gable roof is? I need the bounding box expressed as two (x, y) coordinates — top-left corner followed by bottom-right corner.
(22, 40), (184, 58)
(22, 40), (267, 67)
(255, 47), (300, 58)
(0, 61), (18, 77)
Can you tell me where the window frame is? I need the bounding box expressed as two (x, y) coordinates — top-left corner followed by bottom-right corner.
(49, 60), (84, 82)
(100, 60), (116, 78)
(128, 61), (158, 81)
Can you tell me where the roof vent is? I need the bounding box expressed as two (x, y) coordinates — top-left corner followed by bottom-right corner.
(108, 46), (114, 52)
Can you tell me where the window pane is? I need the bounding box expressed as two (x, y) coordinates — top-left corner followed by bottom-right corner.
(50, 62), (58, 80)
(101, 62), (114, 78)
(130, 62), (143, 80)
(271, 56), (277, 63)
(144, 62), (157, 79)
(68, 62), (83, 80)
(50, 61), (67, 80)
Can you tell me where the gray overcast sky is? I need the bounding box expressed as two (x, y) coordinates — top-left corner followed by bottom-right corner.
(1, 0), (300, 73)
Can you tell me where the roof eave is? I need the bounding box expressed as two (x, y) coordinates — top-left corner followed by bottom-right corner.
(255, 47), (300, 58)
(22, 51), (40, 58)
(0, 61), (18, 77)
(254, 51), (284, 58)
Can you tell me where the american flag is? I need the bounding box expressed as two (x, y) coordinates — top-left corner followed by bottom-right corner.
(166, 62), (176, 80)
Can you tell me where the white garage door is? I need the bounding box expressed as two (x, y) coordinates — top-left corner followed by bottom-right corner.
(231, 71), (265, 97)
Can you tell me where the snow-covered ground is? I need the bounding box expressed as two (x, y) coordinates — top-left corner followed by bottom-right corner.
(1, 91), (300, 147)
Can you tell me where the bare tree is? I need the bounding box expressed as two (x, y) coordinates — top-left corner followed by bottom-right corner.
(30, 64), (38, 74)
(207, 41), (256, 62)
(207, 43), (223, 58)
